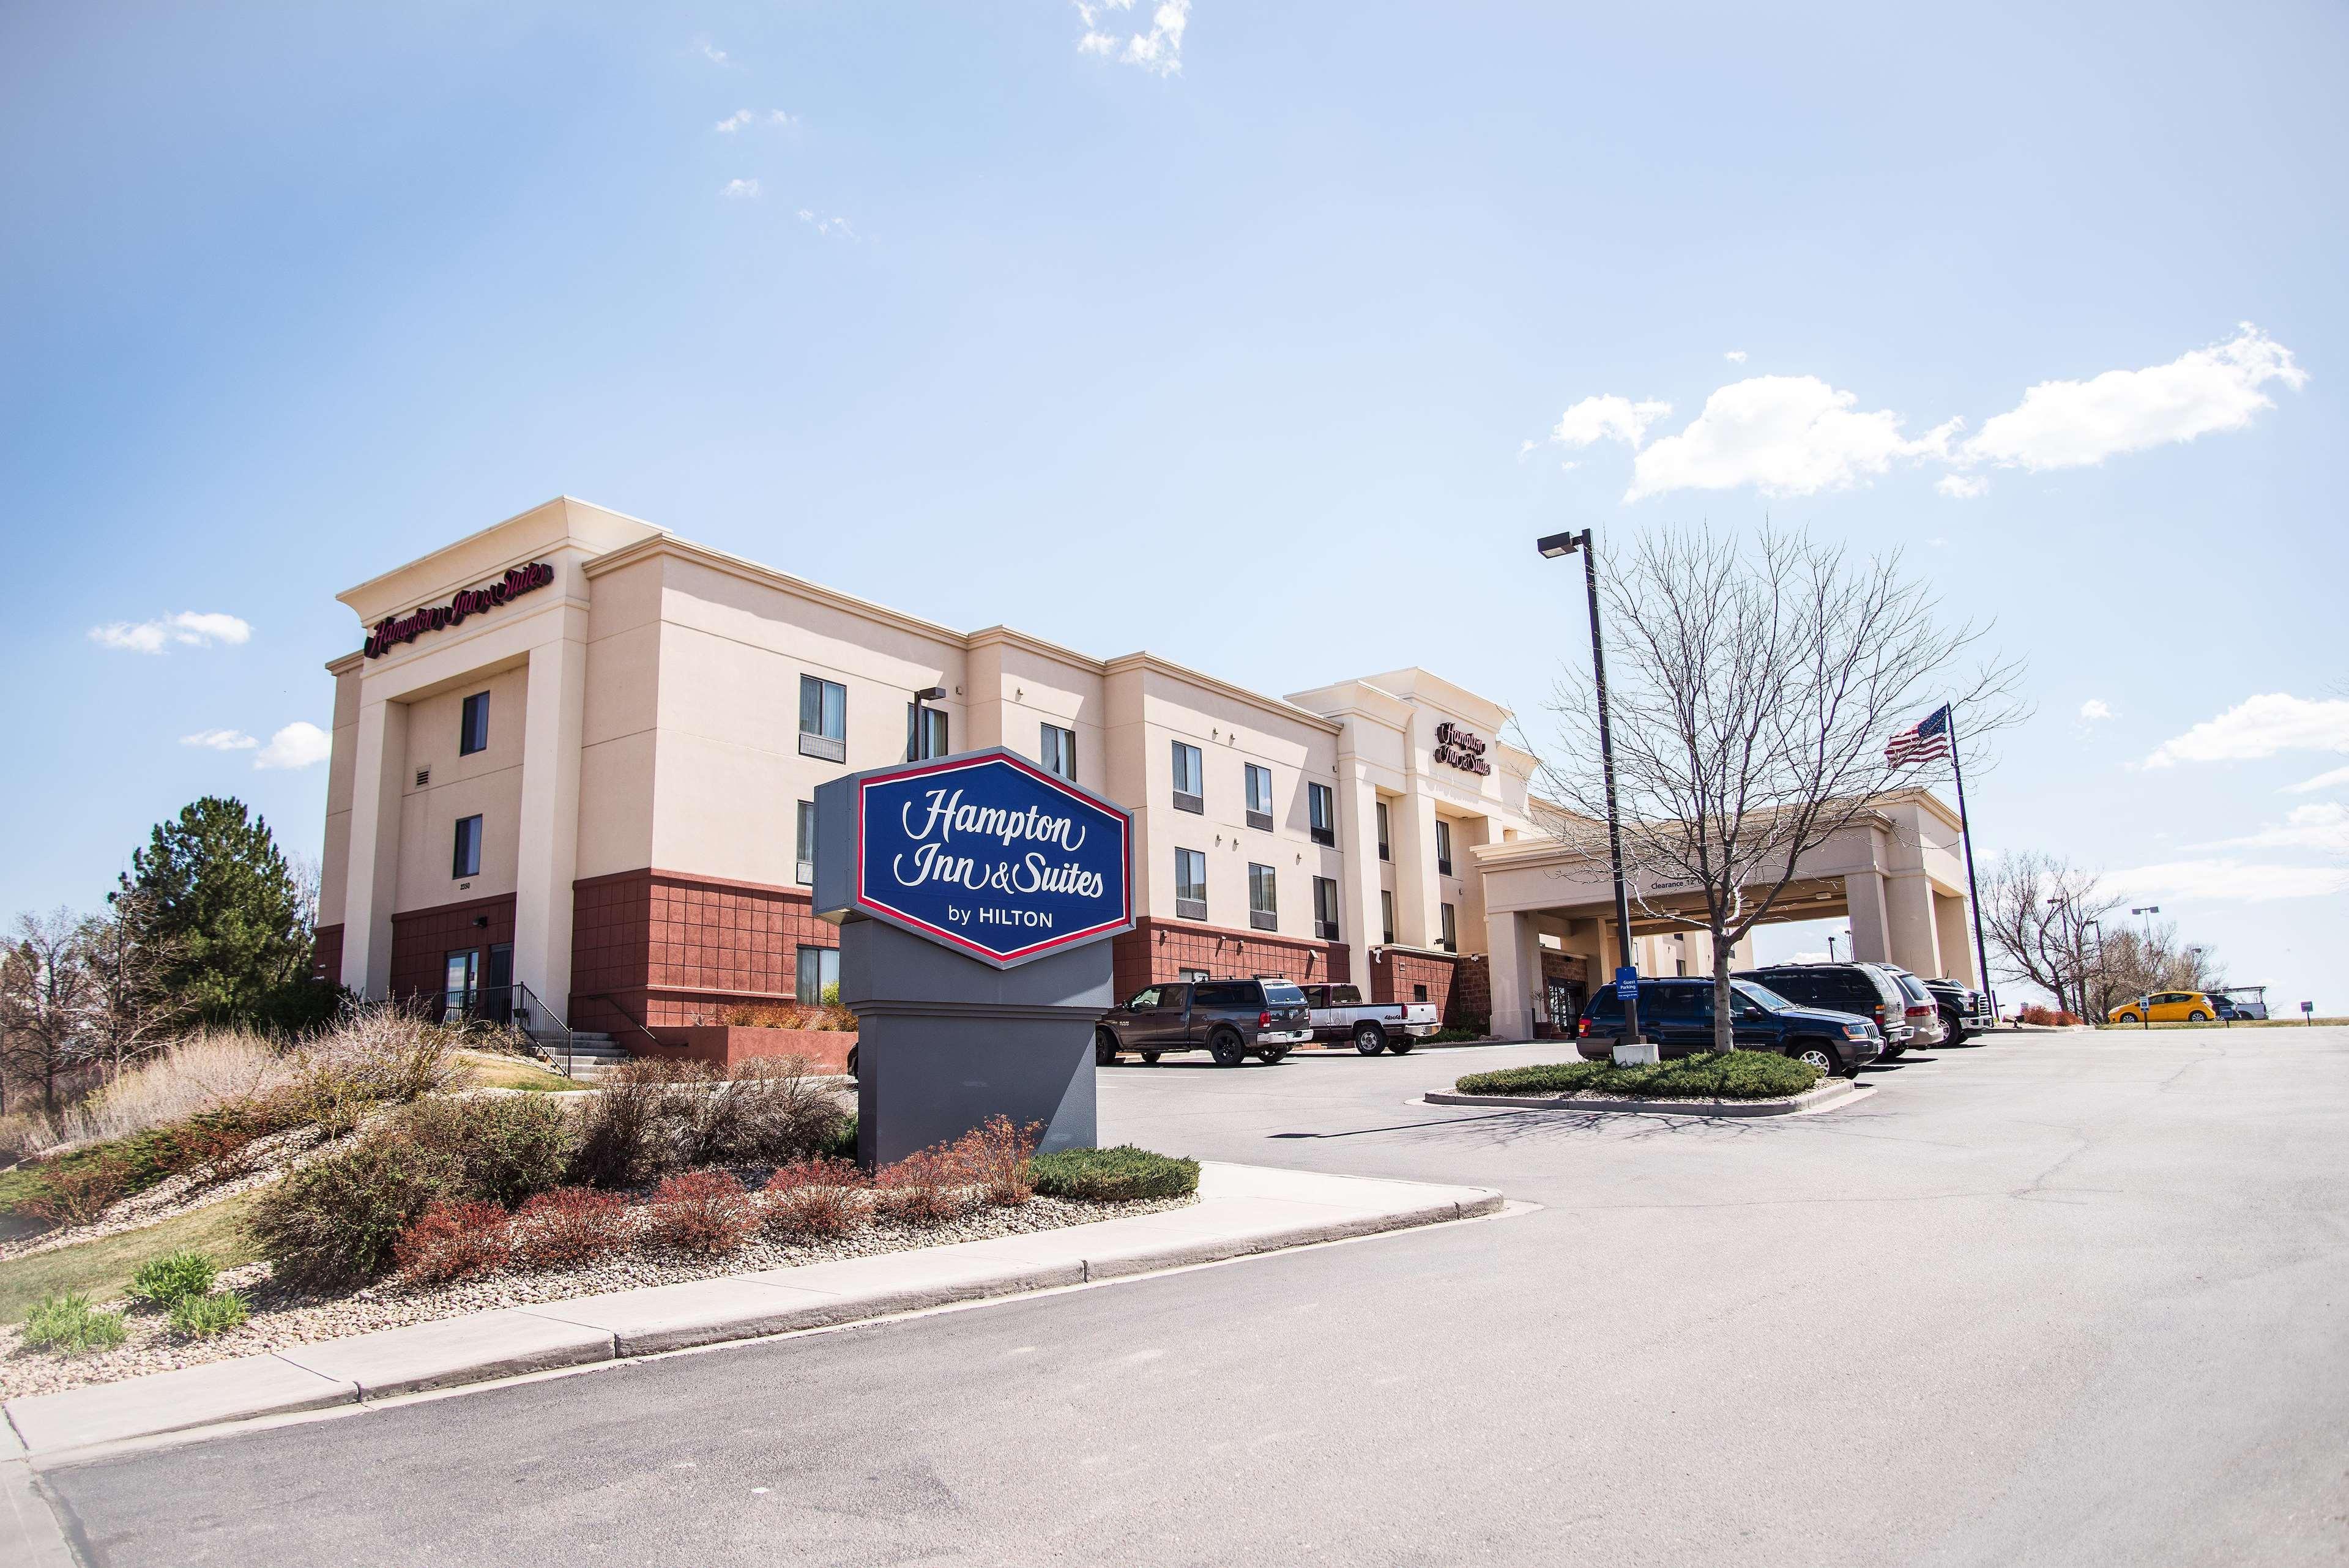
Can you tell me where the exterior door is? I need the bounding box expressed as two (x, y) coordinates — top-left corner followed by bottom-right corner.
(483, 943), (513, 1025)
(441, 949), (478, 1023)
(1545, 978), (1583, 1036)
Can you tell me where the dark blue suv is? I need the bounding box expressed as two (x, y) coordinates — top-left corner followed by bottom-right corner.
(1575, 976), (1884, 1078)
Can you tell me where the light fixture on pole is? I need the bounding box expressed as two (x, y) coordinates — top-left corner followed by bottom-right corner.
(1535, 527), (1643, 1052)
(2131, 904), (2161, 949)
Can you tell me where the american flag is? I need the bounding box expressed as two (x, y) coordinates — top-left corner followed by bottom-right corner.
(1885, 704), (1953, 767)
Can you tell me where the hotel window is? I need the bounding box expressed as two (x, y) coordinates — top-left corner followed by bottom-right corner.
(451, 814), (483, 880)
(459, 691), (490, 757)
(1308, 782), (1336, 847)
(1438, 901), (1457, 953)
(1380, 890), (1396, 945)
(794, 801), (816, 886)
(1245, 764), (1274, 831)
(1376, 801), (1390, 861)
(1040, 723), (1077, 782)
(795, 944), (839, 1006)
(799, 676), (847, 762)
(905, 702), (948, 762)
(1172, 741), (1204, 814)
(1175, 847), (1208, 921)
(1435, 819), (1454, 877)
(1313, 876), (1340, 942)
(1248, 863), (1279, 932)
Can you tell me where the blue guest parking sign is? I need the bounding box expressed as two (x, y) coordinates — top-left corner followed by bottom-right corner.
(847, 749), (1134, 968)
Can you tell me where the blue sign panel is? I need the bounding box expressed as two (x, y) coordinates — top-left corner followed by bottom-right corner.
(1615, 965), (1640, 1000)
(852, 749), (1134, 969)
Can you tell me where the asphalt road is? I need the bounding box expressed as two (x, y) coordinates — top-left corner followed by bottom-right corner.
(37, 1028), (2349, 1567)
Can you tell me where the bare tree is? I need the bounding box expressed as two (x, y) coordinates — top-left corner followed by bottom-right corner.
(80, 890), (195, 1075)
(1539, 525), (2024, 1053)
(1979, 852), (2114, 1017)
(2090, 920), (2226, 1017)
(0, 909), (99, 1115)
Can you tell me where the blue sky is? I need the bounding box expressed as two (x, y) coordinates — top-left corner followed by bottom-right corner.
(5, 2), (2344, 1009)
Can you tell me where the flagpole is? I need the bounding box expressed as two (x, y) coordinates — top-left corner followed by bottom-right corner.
(1946, 708), (1997, 1024)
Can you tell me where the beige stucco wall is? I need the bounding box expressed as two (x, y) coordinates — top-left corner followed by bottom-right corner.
(393, 664), (530, 909)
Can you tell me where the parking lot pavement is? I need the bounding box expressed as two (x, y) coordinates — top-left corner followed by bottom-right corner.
(37, 1030), (2349, 1567)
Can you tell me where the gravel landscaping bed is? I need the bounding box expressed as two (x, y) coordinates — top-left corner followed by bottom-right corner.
(0, 1124), (332, 1267)
(0, 1189), (1196, 1400)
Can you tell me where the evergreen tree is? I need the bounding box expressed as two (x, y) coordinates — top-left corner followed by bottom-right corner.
(121, 796), (311, 1024)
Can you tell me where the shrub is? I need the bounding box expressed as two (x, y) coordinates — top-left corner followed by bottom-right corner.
(953, 1116), (1040, 1207)
(392, 1200), (515, 1284)
(822, 1114), (859, 1163)
(762, 1158), (869, 1239)
(58, 1029), (288, 1145)
(684, 1057), (846, 1166)
(269, 1006), (459, 1131)
(721, 1002), (858, 1033)
(569, 1061), (693, 1189)
(1029, 1146), (1198, 1203)
(128, 1248), (220, 1308)
(643, 1170), (756, 1254)
(20, 1156), (131, 1226)
(0, 1110), (62, 1165)
(2020, 1005), (2084, 1026)
(22, 1293), (129, 1355)
(510, 1186), (633, 1269)
(873, 1145), (972, 1227)
(396, 1094), (575, 1208)
(1453, 1050), (1821, 1100)
(247, 1131), (463, 1287)
(168, 1290), (251, 1339)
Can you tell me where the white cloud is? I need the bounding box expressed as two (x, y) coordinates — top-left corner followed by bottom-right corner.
(254, 722), (330, 771)
(1937, 473), (1988, 499)
(1961, 324), (2307, 472)
(1075, 0), (1188, 76)
(1550, 395), (1672, 450)
(2192, 801), (2349, 856)
(2079, 699), (2115, 723)
(1723, 350), (1747, 363)
(181, 729), (257, 751)
(698, 41), (732, 66)
(2284, 764), (2349, 795)
(2105, 857), (2349, 903)
(1626, 376), (1959, 501)
(795, 209), (857, 240)
(89, 611), (252, 655)
(720, 179), (760, 199)
(2143, 693), (2349, 768)
(770, 110), (797, 128)
(715, 110), (753, 133)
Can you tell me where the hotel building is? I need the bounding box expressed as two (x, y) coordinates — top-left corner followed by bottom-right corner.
(315, 498), (1979, 1052)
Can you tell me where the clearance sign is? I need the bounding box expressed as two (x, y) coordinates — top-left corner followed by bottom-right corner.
(364, 562), (554, 658)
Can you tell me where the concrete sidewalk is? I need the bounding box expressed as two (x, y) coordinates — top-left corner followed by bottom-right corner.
(1, 1162), (1500, 1462)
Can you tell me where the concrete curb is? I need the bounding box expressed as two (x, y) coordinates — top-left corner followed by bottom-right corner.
(1423, 1077), (1865, 1118)
(4, 1162), (1499, 1460)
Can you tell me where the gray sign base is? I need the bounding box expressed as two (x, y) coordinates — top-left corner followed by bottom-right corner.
(841, 918), (1109, 1169)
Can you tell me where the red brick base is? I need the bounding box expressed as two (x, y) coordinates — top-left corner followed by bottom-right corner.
(570, 868), (840, 1047)
(1112, 917), (1349, 1002)
(1368, 947), (1490, 1031)
(661, 1025), (855, 1073)
(310, 924), (344, 987)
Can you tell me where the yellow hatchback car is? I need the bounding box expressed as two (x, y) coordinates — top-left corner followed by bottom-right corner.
(2107, 990), (2220, 1025)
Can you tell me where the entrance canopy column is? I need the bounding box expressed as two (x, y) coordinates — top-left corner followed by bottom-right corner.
(1486, 909), (1538, 1042)
(1845, 869), (1892, 967)
(513, 634), (586, 1018)
(1391, 792), (1440, 949)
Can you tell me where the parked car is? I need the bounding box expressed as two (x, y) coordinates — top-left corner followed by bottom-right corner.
(1096, 978), (1312, 1066)
(1738, 962), (1918, 1059)
(1297, 983), (1439, 1054)
(2107, 990), (2221, 1025)
(1575, 977), (1883, 1077)
(1923, 977), (1995, 1044)
(2214, 986), (2269, 1020)
(1879, 966), (1949, 1049)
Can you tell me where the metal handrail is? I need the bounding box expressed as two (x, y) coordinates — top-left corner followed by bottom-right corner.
(511, 980), (575, 1077)
(573, 992), (664, 1057)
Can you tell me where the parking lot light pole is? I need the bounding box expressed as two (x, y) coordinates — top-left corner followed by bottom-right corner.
(1536, 528), (1642, 1048)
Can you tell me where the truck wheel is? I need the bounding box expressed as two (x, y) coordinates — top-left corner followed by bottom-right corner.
(1941, 1010), (1967, 1046)
(1253, 1046), (1290, 1065)
(1208, 1029), (1246, 1067)
(846, 1046), (858, 1079)
(1353, 1022), (1387, 1055)
(1385, 1037), (1415, 1056)
(1141, 1052), (1161, 1064)
(1094, 1028), (1120, 1066)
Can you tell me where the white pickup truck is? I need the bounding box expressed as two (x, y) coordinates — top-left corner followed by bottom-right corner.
(1298, 983), (1440, 1055)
